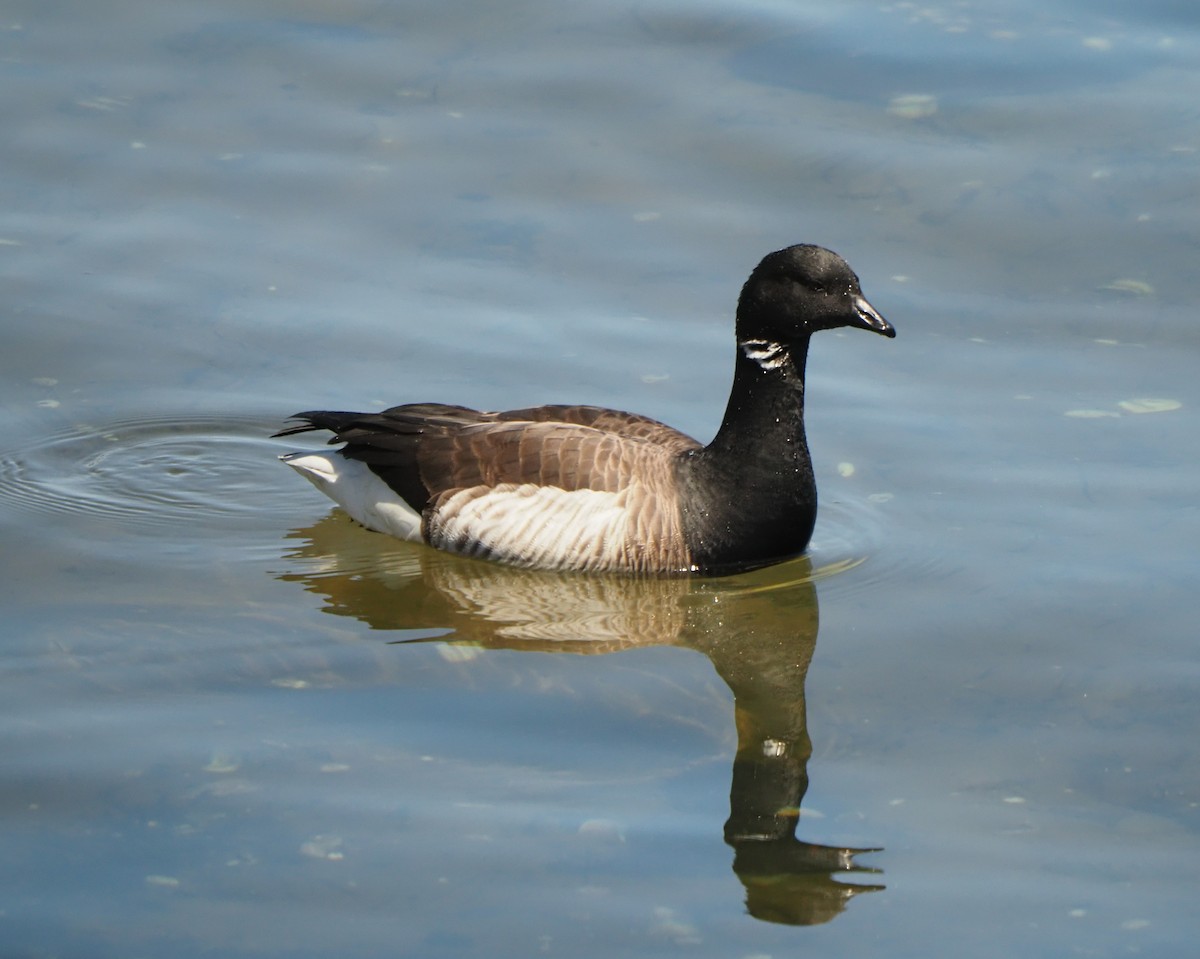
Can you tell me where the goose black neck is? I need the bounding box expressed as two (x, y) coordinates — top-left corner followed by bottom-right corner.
(676, 336), (818, 573)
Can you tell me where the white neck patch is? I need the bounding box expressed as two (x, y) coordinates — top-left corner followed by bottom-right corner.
(739, 339), (789, 371)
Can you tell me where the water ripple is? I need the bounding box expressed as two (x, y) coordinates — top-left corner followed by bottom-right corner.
(0, 413), (289, 533)
(805, 495), (918, 596)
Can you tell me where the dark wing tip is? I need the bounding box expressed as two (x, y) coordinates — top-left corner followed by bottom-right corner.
(271, 410), (363, 439)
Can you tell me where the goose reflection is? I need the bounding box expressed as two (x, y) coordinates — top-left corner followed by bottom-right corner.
(279, 514), (884, 925)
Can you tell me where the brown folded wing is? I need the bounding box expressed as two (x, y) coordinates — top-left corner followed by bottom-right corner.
(277, 404), (701, 572)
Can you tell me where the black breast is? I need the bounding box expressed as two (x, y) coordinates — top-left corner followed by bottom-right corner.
(674, 447), (817, 575)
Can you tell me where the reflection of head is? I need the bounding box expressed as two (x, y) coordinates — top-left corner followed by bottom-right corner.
(736, 849), (882, 925)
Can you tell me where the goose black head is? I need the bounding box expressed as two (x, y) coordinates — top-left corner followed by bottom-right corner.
(736, 244), (895, 345)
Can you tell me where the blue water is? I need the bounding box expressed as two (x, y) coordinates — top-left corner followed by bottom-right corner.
(2, 0), (1198, 956)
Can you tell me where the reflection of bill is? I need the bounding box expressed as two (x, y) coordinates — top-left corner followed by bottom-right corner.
(280, 515), (883, 924)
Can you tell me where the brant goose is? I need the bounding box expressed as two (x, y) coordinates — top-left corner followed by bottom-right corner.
(276, 244), (894, 574)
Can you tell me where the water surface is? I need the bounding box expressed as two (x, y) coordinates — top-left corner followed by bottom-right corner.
(3, 0), (1198, 956)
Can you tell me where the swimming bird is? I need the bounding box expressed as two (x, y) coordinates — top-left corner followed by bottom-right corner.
(276, 244), (894, 575)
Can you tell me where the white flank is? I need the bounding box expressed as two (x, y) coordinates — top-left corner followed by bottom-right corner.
(431, 484), (635, 572)
(739, 338), (789, 371)
(281, 453), (423, 541)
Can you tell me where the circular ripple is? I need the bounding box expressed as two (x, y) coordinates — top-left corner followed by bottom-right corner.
(804, 495), (918, 597)
(808, 497), (887, 568)
(809, 494), (947, 599)
(0, 413), (294, 534)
